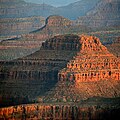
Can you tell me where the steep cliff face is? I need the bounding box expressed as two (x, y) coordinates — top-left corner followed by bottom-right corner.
(0, 34), (120, 107)
(34, 16), (73, 35)
(59, 35), (120, 83)
(25, 15), (90, 41)
(23, 16), (73, 41)
(42, 35), (120, 103)
(0, 102), (120, 119)
(76, 0), (120, 28)
(0, 34), (80, 106)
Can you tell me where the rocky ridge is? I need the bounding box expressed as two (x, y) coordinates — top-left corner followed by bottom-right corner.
(59, 35), (120, 83)
(42, 35), (120, 102)
(0, 101), (120, 119)
(0, 0), (99, 36)
(24, 15), (90, 41)
(0, 0), (99, 19)
(0, 34), (120, 119)
(0, 34), (120, 106)
(0, 34), (80, 106)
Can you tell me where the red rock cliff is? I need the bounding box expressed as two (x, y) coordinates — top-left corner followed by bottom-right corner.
(59, 35), (120, 83)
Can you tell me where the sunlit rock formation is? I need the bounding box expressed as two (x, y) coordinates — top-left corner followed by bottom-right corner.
(40, 35), (120, 103)
(0, 34), (120, 107)
(0, 102), (120, 119)
(59, 35), (120, 83)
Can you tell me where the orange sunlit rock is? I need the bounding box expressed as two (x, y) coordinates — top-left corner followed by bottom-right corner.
(58, 35), (120, 83)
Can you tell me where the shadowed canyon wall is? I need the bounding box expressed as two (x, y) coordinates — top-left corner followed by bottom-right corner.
(0, 34), (80, 107)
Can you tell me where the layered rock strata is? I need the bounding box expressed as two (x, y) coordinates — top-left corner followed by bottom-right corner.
(58, 35), (120, 83)
(0, 34), (80, 81)
(0, 34), (120, 107)
(0, 34), (79, 106)
(0, 102), (120, 120)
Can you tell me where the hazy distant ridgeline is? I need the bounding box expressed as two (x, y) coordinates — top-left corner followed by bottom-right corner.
(0, 0), (99, 19)
(76, 0), (120, 28)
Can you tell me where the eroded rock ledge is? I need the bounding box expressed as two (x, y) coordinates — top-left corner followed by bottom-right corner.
(59, 35), (120, 83)
(0, 100), (120, 120)
(0, 34), (120, 107)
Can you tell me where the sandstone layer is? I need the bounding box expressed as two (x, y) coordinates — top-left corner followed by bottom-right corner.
(0, 101), (120, 119)
(0, 34), (79, 107)
(42, 35), (120, 102)
(0, 34), (120, 107)
(59, 35), (120, 83)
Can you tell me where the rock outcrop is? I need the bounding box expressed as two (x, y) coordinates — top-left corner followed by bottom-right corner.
(0, 101), (120, 119)
(1, 0), (97, 36)
(42, 35), (120, 103)
(25, 15), (90, 41)
(0, 34), (80, 106)
(0, 34), (80, 80)
(0, 34), (120, 107)
(58, 35), (120, 83)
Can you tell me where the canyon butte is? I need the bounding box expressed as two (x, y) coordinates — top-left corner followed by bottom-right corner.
(0, 34), (120, 119)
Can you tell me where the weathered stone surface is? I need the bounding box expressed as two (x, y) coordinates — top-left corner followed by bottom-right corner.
(24, 16), (73, 40)
(0, 34), (79, 106)
(0, 101), (120, 120)
(59, 35), (120, 83)
(0, 34), (120, 107)
(24, 15), (90, 42)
